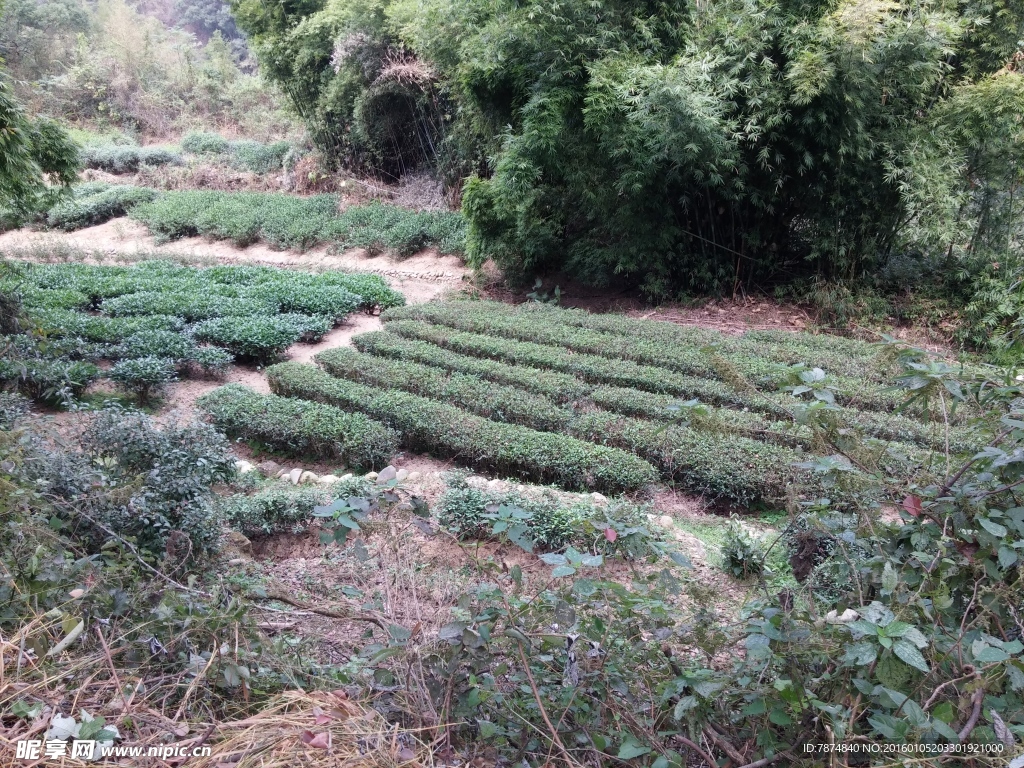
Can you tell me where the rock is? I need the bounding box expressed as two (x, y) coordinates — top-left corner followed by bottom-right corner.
(396, 468), (410, 482)
(364, 471), (378, 481)
(377, 465), (398, 484)
(223, 530), (252, 555)
(319, 474), (340, 485)
(235, 460), (255, 474)
(257, 460), (282, 478)
(657, 515), (675, 529)
(407, 471), (421, 481)
(299, 471), (319, 485)
(465, 476), (487, 489)
(288, 468), (303, 485)
(275, 469), (289, 479)
(825, 609), (860, 625)
(227, 558), (247, 566)
(590, 492), (608, 505)
(340, 473), (354, 481)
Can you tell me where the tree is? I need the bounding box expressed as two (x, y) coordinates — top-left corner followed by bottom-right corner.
(0, 74), (79, 215)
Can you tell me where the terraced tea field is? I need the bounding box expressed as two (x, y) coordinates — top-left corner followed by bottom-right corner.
(202, 299), (978, 505)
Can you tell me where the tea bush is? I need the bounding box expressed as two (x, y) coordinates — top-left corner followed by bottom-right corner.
(0, 357), (100, 404)
(197, 384), (398, 468)
(45, 184), (158, 230)
(109, 356), (178, 402)
(227, 140), (291, 174)
(129, 190), (466, 256)
(101, 291), (276, 321)
(187, 346), (234, 377)
(266, 362), (659, 493)
(80, 145), (182, 173)
(116, 329), (197, 362)
(219, 477), (373, 536)
(0, 391), (30, 429)
(180, 131), (230, 154)
(192, 316), (305, 362)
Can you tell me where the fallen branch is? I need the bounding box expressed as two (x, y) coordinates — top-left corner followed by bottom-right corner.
(252, 591), (390, 633)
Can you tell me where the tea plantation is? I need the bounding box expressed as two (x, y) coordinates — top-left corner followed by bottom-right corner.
(205, 299), (985, 505)
(0, 260), (404, 429)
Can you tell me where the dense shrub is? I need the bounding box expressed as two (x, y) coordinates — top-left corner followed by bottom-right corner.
(244, 283), (361, 320)
(193, 316), (304, 362)
(219, 477), (372, 536)
(45, 184), (158, 230)
(0, 357), (100, 403)
(180, 131), (230, 154)
(109, 356), (178, 402)
(266, 362), (659, 493)
(197, 384), (398, 468)
(187, 345), (234, 377)
(73, 408), (235, 557)
(32, 309), (185, 343)
(0, 392), (30, 429)
(80, 145), (182, 173)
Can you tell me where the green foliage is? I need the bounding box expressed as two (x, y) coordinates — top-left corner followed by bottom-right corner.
(0, 357), (100, 404)
(219, 477), (373, 536)
(266, 361), (660, 493)
(193, 316), (305, 363)
(130, 190), (465, 255)
(719, 522), (767, 578)
(0, 391), (30, 429)
(0, 75), (79, 216)
(116, 329), (196, 362)
(109, 356), (178, 402)
(197, 384), (399, 468)
(74, 408), (235, 557)
(45, 184), (159, 231)
(79, 145), (182, 173)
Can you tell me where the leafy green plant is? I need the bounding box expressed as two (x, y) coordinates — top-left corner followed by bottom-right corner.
(267, 361), (660, 493)
(193, 316), (303, 362)
(218, 482), (369, 536)
(197, 384), (398, 467)
(109, 356), (178, 402)
(719, 522), (767, 578)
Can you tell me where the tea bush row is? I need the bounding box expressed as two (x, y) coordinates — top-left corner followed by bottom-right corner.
(197, 384), (398, 469)
(129, 190), (466, 256)
(218, 478), (372, 537)
(193, 316), (312, 362)
(19, 261), (404, 313)
(317, 345), (810, 448)
(80, 145), (182, 173)
(384, 303), (903, 410)
(423, 301), (889, 377)
(45, 184), (158, 230)
(314, 348), (805, 504)
(265, 362), (659, 493)
(180, 132), (291, 174)
(0, 357), (100, 404)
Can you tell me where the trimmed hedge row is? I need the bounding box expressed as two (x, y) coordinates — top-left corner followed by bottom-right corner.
(384, 319), (793, 411)
(129, 190), (466, 256)
(80, 145), (182, 173)
(46, 184), (158, 231)
(386, 301), (884, 378)
(265, 362), (659, 493)
(318, 345), (809, 449)
(21, 261), (405, 313)
(316, 346), (571, 431)
(383, 303), (902, 411)
(32, 309), (185, 343)
(196, 384), (398, 468)
(314, 348), (809, 503)
(352, 330), (591, 402)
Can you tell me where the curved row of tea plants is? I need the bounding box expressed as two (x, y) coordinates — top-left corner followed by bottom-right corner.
(262, 362), (659, 494)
